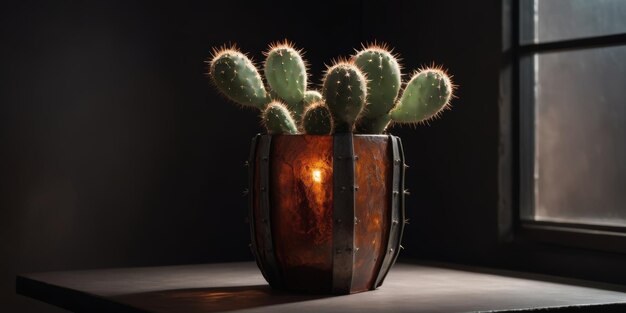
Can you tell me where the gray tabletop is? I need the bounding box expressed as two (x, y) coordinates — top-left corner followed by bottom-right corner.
(16, 261), (626, 312)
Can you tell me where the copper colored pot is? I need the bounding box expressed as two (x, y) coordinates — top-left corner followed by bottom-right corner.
(247, 134), (406, 294)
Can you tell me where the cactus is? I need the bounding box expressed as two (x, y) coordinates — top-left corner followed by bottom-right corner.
(322, 61), (367, 133)
(303, 90), (322, 106)
(390, 68), (453, 124)
(355, 114), (392, 134)
(302, 102), (333, 135)
(353, 44), (401, 133)
(264, 41), (308, 120)
(207, 41), (455, 135)
(209, 46), (270, 109)
(262, 101), (298, 134)
(296, 90), (323, 125)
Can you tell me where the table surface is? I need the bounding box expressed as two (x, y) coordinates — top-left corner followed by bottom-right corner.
(16, 261), (626, 313)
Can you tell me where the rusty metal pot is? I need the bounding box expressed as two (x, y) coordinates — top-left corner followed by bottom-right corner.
(247, 134), (406, 294)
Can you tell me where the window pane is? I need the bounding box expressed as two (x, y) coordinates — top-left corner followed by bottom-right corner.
(520, 0), (626, 44)
(534, 45), (626, 227)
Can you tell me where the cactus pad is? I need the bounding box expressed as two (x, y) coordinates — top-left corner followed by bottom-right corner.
(264, 41), (307, 109)
(262, 101), (298, 134)
(353, 44), (401, 119)
(303, 90), (322, 107)
(209, 47), (269, 109)
(390, 68), (453, 124)
(322, 62), (367, 133)
(302, 102), (333, 135)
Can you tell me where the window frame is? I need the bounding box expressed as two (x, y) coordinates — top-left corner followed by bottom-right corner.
(511, 0), (626, 254)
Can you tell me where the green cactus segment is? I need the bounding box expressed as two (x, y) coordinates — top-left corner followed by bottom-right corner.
(264, 46), (307, 107)
(262, 101), (298, 134)
(302, 102), (332, 135)
(291, 90), (323, 123)
(355, 114), (391, 134)
(390, 69), (453, 123)
(303, 90), (322, 106)
(354, 49), (401, 118)
(207, 42), (456, 134)
(210, 50), (269, 109)
(322, 63), (367, 133)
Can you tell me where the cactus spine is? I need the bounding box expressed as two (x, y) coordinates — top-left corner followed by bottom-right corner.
(390, 68), (453, 124)
(302, 102), (332, 135)
(322, 62), (367, 133)
(264, 41), (308, 121)
(262, 101), (298, 134)
(209, 46), (269, 109)
(353, 44), (401, 133)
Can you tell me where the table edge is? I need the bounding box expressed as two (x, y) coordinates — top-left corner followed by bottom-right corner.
(16, 275), (146, 313)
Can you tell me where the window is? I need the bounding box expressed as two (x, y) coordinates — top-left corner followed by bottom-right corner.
(517, 0), (626, 252)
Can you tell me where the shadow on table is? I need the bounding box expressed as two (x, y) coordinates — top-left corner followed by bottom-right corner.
(112, 284), (329, 313)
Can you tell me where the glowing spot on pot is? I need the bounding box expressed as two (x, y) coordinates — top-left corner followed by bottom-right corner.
(312, 169), (322, 183)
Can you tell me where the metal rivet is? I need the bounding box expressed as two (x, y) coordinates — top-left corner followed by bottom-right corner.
(393, 191), (399, 196)
(336, 248), (342, 254)
(341, 186), (347, 191)
(354, 155), (359, 160)
(395, 159), (401, 164)
(354, 185), (359, 191)
(389, 248), (394, 254)
(354, 217), (358, 224)
(392, 219), (399, 225)
(404, 189), (411, 195)
(244, 161), (249, 167)
(336, 218), (342, 224)
(355, 247), (360, 253)
(404, 163), (410, 169)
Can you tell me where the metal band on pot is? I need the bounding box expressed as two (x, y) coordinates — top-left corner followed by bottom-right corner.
(393, 136), (407, 270)
(332, 133), (356, 294)
(247, 134), (269, 282)
(374, 135), (405, 288)
(257, 135), (283, 288)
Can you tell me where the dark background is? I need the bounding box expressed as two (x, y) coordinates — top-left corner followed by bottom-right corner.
(2, 1), (623, 312)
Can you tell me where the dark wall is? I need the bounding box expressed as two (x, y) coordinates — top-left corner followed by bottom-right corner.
(0, 1), (364, 311)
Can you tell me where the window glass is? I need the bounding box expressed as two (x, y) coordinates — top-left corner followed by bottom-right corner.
(520, 0), (626, 44)
(534, 45), (626, 227)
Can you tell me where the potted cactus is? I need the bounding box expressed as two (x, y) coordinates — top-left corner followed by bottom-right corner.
(208, 41), (454, 294)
